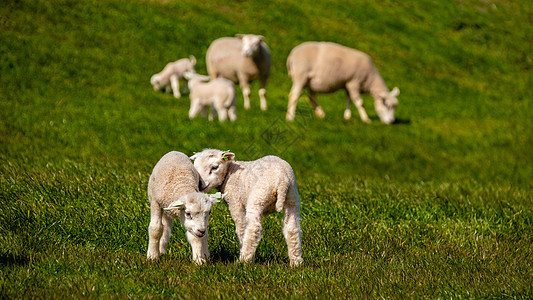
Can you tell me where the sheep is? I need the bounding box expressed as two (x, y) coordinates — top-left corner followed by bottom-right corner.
(150, 56), (197, 99)
(191, 149), (303, 266)
(206, 34), (271, 111)
(146, 151), (220, 264)
(286, 41), (400, 124)
(184, 73), (237, 122)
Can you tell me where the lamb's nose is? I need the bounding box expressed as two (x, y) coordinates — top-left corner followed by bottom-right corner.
(197, 229), (206, 237)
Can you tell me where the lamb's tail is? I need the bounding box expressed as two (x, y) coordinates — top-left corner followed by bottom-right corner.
(286, 55), (292, 77)
(275, 183), (290, 212)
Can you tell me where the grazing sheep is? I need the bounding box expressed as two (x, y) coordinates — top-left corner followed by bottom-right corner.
(206, 34), (271, 111)
(150, 56), (197, 98)
(184, 73), (237, 122)
(286, 42), (400, 124)
(147, 151), (219, 264)
(191, 149), (303, 266)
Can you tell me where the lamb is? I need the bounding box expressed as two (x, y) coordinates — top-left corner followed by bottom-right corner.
(191, 149), (303, 266)
(206, 34), (271, 111)
(286, 41), (400, 124)
(146, 151), (220, 264)
(184, 73), (237, 122)
(150, 56), (197, 99)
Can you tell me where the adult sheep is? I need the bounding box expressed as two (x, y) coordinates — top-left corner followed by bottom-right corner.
(206, 34), (271, 111)
(286, 42), (400, 124)
(151, 56), (196, 99)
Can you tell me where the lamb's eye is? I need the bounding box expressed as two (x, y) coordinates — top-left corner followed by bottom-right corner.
(185, 212), (192, 219)
(211, 165), (219, 171)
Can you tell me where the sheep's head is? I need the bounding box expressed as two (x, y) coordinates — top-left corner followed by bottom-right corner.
(190, 149), (235, 192)
(237, 34), (264, 57)
(150, 74), (163, 91)
(163, 192), (221, 238)
(375, 87), (399, 124)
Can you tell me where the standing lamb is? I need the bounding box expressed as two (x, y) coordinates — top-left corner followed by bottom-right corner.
(286, 42), (400, 124)
(191, 149), (303, 266)
(150, 56), (197, 99)
(147, 151), (220, 264)
(185, 73), (237, 122)
(206, 34), (271, 111)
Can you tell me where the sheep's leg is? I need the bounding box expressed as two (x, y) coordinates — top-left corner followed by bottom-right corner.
(238, 75), (251, 110)
(347, 83), (371, 123)
(286, 82), (304, 121)
(147, 202), (164, 260)
(308, 91), (325, 119)
(159, 213), (174, 255)
(186, 231), (210, 265)
(259, 79), (267, 111)
(344, 92), (352, 120)
(170, 74), (181, 98)
(239, 204), (264, 263)
(283, 196), (303, 266)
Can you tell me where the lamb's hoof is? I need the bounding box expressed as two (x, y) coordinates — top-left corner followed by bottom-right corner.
(315, 108), (325, 119)
(290, 258), (303, 267)
(344, 110), (352, 120)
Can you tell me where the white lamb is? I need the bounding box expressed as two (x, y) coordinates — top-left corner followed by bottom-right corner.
(191, 149), (303, 266)
(146, 151), (220, 264)
(286, 42), (400, 124)
(206, 34), (271, 111)
(150, 56), (197, 99)
(184, 73), (237, 122)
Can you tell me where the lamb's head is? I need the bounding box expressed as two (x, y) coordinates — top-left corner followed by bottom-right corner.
(190, 149), (235, 192)
(185, 55), (197, 73)
(375, 87), (400, 124)
(163, 192), (221, 238)
(237, 34), (264, 57)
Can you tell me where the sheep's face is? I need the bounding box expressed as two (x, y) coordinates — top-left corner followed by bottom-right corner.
(239, 34), (264, 57)
(164, 192), (218, 238)
(375, 87), (399, 124)
(191, 149), (235, 192)
(151, 75), (163, 91)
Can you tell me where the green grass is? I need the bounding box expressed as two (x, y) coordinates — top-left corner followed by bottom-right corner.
(1, 0), (532, 298)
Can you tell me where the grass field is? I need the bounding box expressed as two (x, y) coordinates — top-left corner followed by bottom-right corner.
(1, 0), (532, 298)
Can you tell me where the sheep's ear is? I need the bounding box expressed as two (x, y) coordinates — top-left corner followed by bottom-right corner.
(209, 192), (224, 203)
(221, 151), (235, 162)
(390, 87), (400, 97)
(163, 199), (184, 211)
(189, 55), (196, 65)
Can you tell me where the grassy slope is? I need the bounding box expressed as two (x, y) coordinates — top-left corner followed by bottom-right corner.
(1, 0), (532, 298)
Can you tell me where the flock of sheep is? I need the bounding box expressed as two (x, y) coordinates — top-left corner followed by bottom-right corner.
(151, 34), (400, 124)
(147, 34), (402, 266)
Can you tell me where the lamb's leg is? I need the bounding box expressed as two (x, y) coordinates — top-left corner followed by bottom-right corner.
(147, 202), (163, 260)
(170, 74), (181, 98)
(239, 204), (263, 263)
(259, 79), (267, 111)
(308, 91), (325, 119)
(186, 231), (210, 265)
(189, 101), (202, 119)
(347, 83), (371, 123)
(283, 194), (303, 266)
(286, 81), (304, 121)
(228, 105), (237, 122)
(159, 213), (174, 255)
(239, 75), (251, 110)
(215, 102), (228, 122)
(228, 205), (247, 249)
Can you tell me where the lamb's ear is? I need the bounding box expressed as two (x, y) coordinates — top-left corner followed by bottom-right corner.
(258, 35), (264, 41)
(236, 34), (244, 39)
(189, 55), (196, 65)
(163, 199), (185, 211)
(190, 152), (199, 161)
(184, 72), (194, 80)
(390, 87), (400, 97)
(221, 151), (235, 162)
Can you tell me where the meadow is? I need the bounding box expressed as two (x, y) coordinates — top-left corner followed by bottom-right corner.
(1, 0), (532, 298)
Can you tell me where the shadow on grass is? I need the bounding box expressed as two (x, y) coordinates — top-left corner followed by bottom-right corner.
(0, 253), (29, 267)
